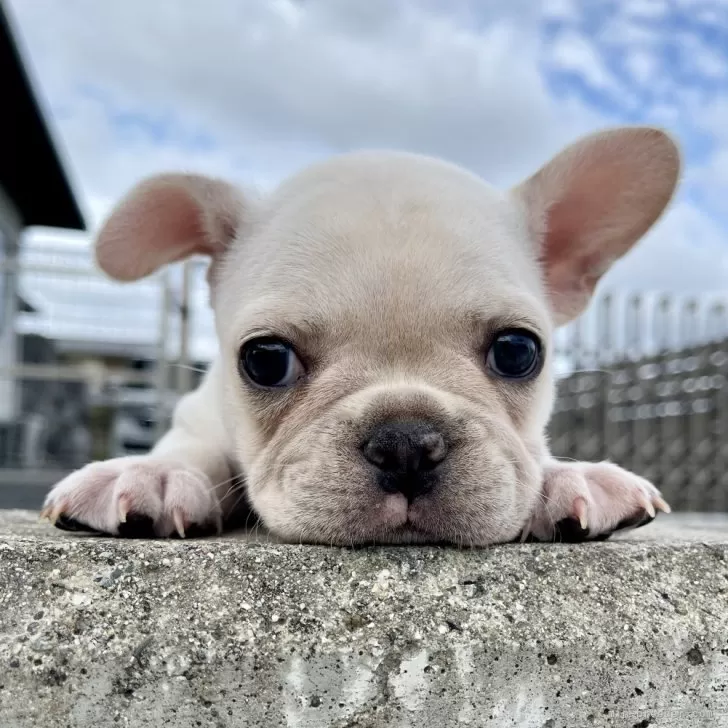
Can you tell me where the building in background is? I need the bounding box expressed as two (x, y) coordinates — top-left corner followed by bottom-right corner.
(0, 1), (84, 499)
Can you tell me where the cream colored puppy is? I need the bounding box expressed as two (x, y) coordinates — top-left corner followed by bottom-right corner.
(42, 127), (678, 545)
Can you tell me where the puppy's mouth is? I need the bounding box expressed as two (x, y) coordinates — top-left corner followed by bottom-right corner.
(374, 493), (437, 536)
(349, 495), (454, 545)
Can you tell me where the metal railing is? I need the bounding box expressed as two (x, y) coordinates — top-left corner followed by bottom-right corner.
(549, 293), (728, 512)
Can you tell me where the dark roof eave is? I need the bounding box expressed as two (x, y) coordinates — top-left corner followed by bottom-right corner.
(1, 2), (85, 231)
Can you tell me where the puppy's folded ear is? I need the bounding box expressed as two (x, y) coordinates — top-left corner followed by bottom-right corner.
(95, 174), (244, 281)
(513, 126), (681, 325)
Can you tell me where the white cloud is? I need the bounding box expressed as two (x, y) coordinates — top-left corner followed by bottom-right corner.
(625, 0), (668, 20)
(601, 201), (728, 293)
(680, 32), (728, 79)
(624, 49), (659, 86)
(543, 0), (579, 22)
(548, 29), (629, 99)
(7, 0), (598, 211)
(680, 97), (728, 219)
(5, 0), (728, 361)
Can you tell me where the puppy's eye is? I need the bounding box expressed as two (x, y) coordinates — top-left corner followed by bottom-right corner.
(486, 329), (542, 380)
(239, 337), (304, 389)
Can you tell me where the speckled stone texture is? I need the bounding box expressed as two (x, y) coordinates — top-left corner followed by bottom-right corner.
(0, 510), (727, 728)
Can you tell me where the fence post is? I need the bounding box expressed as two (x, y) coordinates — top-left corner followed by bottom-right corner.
(154, 270), (172, 443)
(598, 293), (613, 462)
(709, 301), (728, 512)
(177, 260), (193, 395)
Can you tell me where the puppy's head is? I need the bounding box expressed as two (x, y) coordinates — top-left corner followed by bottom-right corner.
(97, 127), (679, 545)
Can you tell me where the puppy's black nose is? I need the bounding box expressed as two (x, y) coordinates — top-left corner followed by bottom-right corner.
(362, 420), (447, 501)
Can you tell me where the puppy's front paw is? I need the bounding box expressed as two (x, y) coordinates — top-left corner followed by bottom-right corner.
(40, 457), (223, 538)
(523, 461), (671, 543)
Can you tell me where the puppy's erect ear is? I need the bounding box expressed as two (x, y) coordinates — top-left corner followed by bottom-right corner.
(513, 126), (680, 325)
(95, 174), (244, 281)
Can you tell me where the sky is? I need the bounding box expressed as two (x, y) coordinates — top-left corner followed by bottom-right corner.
(6, 0), (728, 361)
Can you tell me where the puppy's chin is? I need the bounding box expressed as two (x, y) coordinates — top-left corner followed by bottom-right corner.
(240, 394), (543, 547)
(248, 478), (535, 547)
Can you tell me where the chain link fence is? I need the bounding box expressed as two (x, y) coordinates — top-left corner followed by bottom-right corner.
(1, 242), (726, 511)
(549, 294), (728, 512)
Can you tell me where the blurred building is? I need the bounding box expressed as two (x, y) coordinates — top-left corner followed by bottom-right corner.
(0, 2), (84, 497)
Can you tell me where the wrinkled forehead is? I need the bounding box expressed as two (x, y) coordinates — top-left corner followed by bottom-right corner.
(217, 155), (549, 345)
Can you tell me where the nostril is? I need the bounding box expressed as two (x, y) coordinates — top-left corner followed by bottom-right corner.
(361, 436), (411, 472)
(361, 439), (387, 469)
(361, 420), (448, 474)
(418, 432), (447, 468)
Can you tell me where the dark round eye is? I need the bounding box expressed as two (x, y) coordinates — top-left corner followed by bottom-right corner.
(239, 337), (304, 389)
(487, 329), (542, 379)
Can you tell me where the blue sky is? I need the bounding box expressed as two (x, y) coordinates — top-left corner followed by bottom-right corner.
(544, 0), (728, 227)
(5, 0), (728, 358)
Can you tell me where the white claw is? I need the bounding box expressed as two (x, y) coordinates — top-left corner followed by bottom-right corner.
(173, 509), (186, 539)
(519, 517), (532, 543)
(573, 497), (589, 531)
(117, 496), (129, 524)
(654, 496), (671, 514)
(49, 503), (65, 525)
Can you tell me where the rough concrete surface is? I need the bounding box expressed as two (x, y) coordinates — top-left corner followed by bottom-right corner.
(0, 510), (726, 728)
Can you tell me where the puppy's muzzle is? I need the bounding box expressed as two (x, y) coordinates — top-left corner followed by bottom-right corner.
(361, 419), (448, 502)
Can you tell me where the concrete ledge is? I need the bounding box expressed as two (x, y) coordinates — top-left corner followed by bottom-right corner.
(1, 511), (727, 728)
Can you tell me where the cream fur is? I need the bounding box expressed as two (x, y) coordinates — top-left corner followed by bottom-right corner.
(42, 126), (680, 545)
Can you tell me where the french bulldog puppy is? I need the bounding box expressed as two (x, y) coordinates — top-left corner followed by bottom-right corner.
(41, 126), (678, 545)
